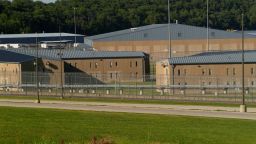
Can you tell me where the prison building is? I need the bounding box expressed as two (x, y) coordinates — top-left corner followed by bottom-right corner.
(86, 23), (256, 62)
(0, 48), (149, 86)
(0, 49), (35, 87)
(156, 50), (256, 94)
(0, 33), (84, 48)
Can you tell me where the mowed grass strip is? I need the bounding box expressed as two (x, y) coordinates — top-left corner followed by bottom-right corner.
(1, 95), (254, 107)
(0, 107), (256, 144)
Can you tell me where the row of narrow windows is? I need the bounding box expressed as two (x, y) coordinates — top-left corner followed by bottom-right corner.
(69, 61), (138, 69)
(91, 72), (138, 79)
(227, 68), (255, 76)
(1, 68), (18, 73)
(141, 32), (216, 39)
(177, 67), (256, 76)
(177, 81), (256, 86)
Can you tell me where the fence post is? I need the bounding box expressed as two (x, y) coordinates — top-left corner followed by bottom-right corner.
(115, 73), (117, 96)
(151, 75), (154, 99)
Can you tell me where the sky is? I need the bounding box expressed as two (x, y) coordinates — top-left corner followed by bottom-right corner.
(35, 0), (56, 3)
(9, 0), (56, 3)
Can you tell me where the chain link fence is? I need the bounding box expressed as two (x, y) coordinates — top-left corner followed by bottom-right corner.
(0, 71), (256, 103)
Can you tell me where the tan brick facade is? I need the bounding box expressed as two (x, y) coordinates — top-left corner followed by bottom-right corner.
(93, 38), (256, 62)
(0, 63), (21, 85)
(64, 57), (147, 83)
(0, 56), (148, 86)
(156, 62), (256, 87)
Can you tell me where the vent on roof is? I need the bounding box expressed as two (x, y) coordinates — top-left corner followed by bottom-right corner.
(130, 28), (138, 32)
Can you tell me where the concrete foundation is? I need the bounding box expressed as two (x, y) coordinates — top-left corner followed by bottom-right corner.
(240, 105), (247, 113)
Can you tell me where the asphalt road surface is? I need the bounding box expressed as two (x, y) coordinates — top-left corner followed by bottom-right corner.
(0, 99), (256, 120)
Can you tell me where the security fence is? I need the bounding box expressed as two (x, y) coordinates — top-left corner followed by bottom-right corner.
(1, 71), (256, 103)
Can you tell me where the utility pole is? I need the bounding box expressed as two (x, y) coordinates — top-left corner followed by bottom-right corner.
(168, 0), (173, 95)
(207, 0), (210, 51)
(59, 25), (64, 99)
(240, 13), (246, 112)
(168, 0), (171, 59)
(36, 33), (40, 103)
(74, 7), (77, 45)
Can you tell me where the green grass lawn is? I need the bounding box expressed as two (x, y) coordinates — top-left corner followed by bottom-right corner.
(0, 107), (256, 144)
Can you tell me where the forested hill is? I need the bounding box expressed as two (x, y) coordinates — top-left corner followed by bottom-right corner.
(0, 0), (256, 36)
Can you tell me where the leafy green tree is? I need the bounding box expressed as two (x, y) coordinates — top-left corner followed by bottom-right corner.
(0, 0), (256, 35)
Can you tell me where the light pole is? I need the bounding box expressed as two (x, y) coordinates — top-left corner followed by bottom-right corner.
(59, 25), (64, 99)
(240, 13), (246, 112)
(74, 7), (77, 45)
(168, 0), (173, 95)
(59, 49), (64, 99)
(168, 0), (171, 59)
(207, 0), (210, 51)
(36, 33), (40, 103)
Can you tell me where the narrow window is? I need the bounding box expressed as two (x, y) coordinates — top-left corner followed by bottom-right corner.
(90, 62), (92, 68)
(252, 81), (254, 86)
(233, 81), (236, 85)
(209, 69), (212, 76)
(209, 82), (211, 85)
(136, 61), (138, 67)
(251, 68), (254, 75)
(115, 62), (118, 67)
(130, 61), (132, 67)
(110, 62), (113, 68)
(226, 68), (229, 76)
(233, 68), (236, 75)
(202, 69), (205, 75)
(110, 73), (113, 79)
(184, 69), (187, 76)
(178, 69), (181, 76)
(95, 62), (98, 69)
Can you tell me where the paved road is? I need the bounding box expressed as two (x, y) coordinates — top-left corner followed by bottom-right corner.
(0, 99), (256, 120)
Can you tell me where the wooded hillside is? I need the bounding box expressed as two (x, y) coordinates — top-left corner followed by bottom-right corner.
(0, 0), (255, 35)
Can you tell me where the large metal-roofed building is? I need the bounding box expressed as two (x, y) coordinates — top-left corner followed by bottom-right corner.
(156, 50), (256, 93)
(87, 24), (255, 41)
(86, 23), (256, 62)
(169, 51), (256, 65)
(0, 48), (149, 86)
(4, 48), (146, 60)
(0, 33), (84, 44)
